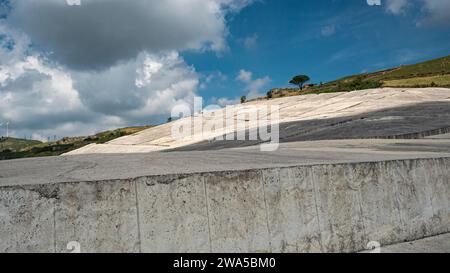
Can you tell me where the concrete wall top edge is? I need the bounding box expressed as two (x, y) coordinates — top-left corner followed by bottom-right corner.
(2, 156), (449, 189)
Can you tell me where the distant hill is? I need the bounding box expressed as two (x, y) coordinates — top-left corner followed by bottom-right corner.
(0, 125), (153, 160)
(268, 54), (450, 99)
(0, 137), (42, 152)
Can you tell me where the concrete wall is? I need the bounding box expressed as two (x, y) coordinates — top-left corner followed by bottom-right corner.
(1, 157), (449, 253)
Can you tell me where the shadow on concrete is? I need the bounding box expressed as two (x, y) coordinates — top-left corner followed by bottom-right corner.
(167, 101), (450, 152)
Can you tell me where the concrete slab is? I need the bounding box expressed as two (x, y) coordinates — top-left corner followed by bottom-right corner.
(312, 164), (368, 253)
(262, 167), (322, 253)
(54, 180), (139, 253)
(2, 139), (450, 187)
(358, 161), (404, 246)
(0, 186), (56, 253)
(136, 175), (210, 253)
(64, 88), (450, 155)
(1, 155), (449, 253)
(205, 170), (270, 253)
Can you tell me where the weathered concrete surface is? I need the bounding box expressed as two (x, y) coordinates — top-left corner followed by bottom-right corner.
(54, 181), (139, 253)
(1, 155), (449, 253)
(65, 88), (450, 154)
(2, 138), (450, 187)
(0, 181), (139, 253)
(136, 175), (210, 253)
(2, 87), (450, 253)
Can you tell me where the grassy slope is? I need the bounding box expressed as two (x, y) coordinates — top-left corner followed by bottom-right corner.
(383, 74), (450, 87)
(0, 137), (42, 152)
(267, 54), (450, 99)
(0, 125), (153, 160)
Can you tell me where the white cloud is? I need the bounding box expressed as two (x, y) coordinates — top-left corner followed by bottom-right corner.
(210, 96), (239, 106)
(71, 51), (199, 123)
(236, 69), (253, 83)
(0, 54), (94, 137)
(0, 0), (257, 139)
(321, 25), (336, 36)
(0, 48), (200, 138)
(385, 0), (408, 15)
(200, 71), (228, 89)
(418, 0), (450, 26)
(245, 75), (271, 98)
(5, 0), (255, 69)
(212, 69), (270, 106)
(243, 34), (258, 49)
(236, 69), (270, 98)
(385, 0), (450, 26)
(66, 0), (81, 6)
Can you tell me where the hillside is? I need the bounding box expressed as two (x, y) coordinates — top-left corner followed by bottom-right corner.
(267, 54), (450, 99)
(0, 137), (42, 152)
(0, 125), (153, 160)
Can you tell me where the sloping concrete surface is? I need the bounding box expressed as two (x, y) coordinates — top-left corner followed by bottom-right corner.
(65, 88), (450, 155)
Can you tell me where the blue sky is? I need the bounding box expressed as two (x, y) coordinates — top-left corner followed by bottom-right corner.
(0, 0), (449, 139)
(186, 0), (450, 103)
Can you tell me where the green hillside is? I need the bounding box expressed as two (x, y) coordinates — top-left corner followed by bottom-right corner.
(0, 125), (153, 161)
(0, 137), (42, 152)
(267, 54), (450, 99)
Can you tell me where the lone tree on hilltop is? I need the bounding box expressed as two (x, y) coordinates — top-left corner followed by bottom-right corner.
(289, 75), (310, 90)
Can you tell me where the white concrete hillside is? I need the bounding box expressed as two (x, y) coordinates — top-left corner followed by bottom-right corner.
(65, 88), (450, 155)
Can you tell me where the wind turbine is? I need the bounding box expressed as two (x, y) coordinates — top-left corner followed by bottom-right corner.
(0, 121), (10, 138)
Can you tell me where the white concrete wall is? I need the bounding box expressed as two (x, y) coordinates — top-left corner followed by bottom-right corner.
(1, 158), (449, 253)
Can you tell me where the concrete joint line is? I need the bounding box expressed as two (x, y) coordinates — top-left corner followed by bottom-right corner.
(203, 177), (213, 253)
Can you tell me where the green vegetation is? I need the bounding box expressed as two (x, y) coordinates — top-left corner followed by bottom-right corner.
(268, 54), (450, 99)
(0, 137), (41, 153)
(241, 95), (247, 103)
(289, 75), (310, 90)
(382, 74), (450, 88)
(0, 125), (153, 161)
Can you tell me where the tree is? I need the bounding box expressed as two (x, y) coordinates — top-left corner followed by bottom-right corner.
(289, 75), (310, 90)
(240, 96), (247, 104)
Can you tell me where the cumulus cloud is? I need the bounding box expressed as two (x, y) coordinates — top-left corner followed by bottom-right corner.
(243, 34), (258, 49)
(5, 0), (254, 69)
(418, 0), (450, 26)
(236, 69), (270, 98)
(211, 69), (270, 106)
(0, 0), (256, 139)
(385, 0), (408, 15)
(0, 41), (200, 137)
(245, 75), (271, 98)
(199, 71), (227, 90)
(210, 96), (239, 107)
(73, 51), (199, 121)
(236, 69), (253, 83)
(385, 0), (450, 27)
(0, 54), (93, 136)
